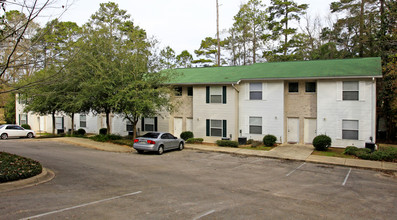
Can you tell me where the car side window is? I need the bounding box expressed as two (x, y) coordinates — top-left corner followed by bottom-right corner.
(161, 134), (168, 139)
(167, 134), (176, 139)
(6, 126), (14, 130)
(16, 126), (24, 130)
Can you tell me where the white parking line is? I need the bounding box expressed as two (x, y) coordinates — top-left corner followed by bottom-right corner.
(286, 162), (306, 176)
(342, 168), (352, 186)
(193, 210), (216, 220)
(20, 191), (142, 220)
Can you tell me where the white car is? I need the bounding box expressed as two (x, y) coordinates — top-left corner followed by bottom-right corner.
(0, 124), (36, 139)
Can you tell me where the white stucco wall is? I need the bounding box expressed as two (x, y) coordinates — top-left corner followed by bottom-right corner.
(193, 86), (238, 142)
(317, 79), (376, 148)
(239, 81), (284, 142)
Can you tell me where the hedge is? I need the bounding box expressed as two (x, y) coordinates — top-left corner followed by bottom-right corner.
(186, 138), (203, 144)
(0, 152), (42, 183)
(21, 124), (31, 129)
(344, 146), (397, 162)
(313, 135), (332, 151)
(90, 134), (122, 142)
(216, 140), (239, 148)
(263, 135), (277, 147)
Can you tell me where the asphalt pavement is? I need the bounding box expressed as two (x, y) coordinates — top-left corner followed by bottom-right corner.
(1, 139), (397, 219)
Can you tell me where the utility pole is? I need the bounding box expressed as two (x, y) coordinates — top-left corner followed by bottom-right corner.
(216, 0), (220, 66)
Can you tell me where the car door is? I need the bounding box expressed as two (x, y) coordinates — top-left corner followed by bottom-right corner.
(5, 125), (18, 137)
(15, 126), (27, 137)
(166, 133), (179, 149)
(160, 134), (171, 150)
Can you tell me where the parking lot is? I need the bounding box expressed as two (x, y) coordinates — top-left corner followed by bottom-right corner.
(1, 139), (396, 219)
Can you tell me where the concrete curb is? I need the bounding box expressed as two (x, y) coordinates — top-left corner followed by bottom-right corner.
(0, 168), (55, 193)
(185, 145), (397, 172)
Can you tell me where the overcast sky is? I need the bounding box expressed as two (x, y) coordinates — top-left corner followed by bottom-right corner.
(34, 0), (335, 56)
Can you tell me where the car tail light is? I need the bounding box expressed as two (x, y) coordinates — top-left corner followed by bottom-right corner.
(134, 139), (139, 143)
(147, 140), (156, 144)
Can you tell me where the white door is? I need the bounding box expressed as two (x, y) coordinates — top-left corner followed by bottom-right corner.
(186, 118), (193, 132)
(287, 118), (299, 143)
(40, 116), (45, 132)
(174, 118), (183, 138)
(304, 118), (317, 144)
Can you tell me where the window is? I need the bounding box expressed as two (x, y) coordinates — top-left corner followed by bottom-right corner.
(249, 117), (262, 134)
(305, 82), (316, 93)
(55, 117), (64, 130)
(174, 86), (182, 96)
(249, 83), (262, 100)
(19, 114), (27, 125)
(210, 86), (222, 103)
(342, 120), (359, 140)
(288, 82), (299, 93)
(126, 120), (133, 131)
(188, 87), (193, 96)
(210, 120), (222, 137)
(343, 81), (359, 100)
(144, 118), (155, 132)
(80, 115), (87, 127)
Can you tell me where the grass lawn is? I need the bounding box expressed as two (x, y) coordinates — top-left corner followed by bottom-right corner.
(312, 147), (355, 159)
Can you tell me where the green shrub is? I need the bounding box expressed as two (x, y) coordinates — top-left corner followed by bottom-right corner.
(344, 146), (359, 155)
(90, 134), (122, 142)
(263, 135), (277, 147)
(186, 138), (203, 144)
(99, 128), (107, 135)
(77, 128), (86, 136)
(0, 152), (42, 183)
(349, 147), (397, 162)
(180, 131), (194, 141)
(313, 135), (332, 151)
(246, 139), (254, 145)
(21, 124), (31, 129)
(251, 141), (262, 147)
(216, 140), (239, 148)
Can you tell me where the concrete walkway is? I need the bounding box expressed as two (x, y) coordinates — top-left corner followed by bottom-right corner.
(32, 137), (397, 172)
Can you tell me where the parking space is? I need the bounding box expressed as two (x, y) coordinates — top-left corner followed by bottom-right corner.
(1, 140), (396, 219)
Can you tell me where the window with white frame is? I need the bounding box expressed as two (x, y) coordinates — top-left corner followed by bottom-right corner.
(343, 81), (359, 100)
(249, 83), (262, 100)
(80, 115), (86, 127)
(210, 120), (222, 137)
(249, 117), (262, 134)
(19, 114), (27, 125)
(210, 86), (222, 103)
(126, 120), (133, 131)
(55, 117), (63, 130)
(342, 120), (359, 140)
(144, 118), (155, 131)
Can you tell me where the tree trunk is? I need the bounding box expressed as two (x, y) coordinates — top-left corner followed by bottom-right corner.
(71, 112), (75, 134)
(253, 28), (257, 64)
(52, 111), (56, 135)
(359, 0), (365, 57)
(133, 121), (138, 140)
(106, 110), (111, 134)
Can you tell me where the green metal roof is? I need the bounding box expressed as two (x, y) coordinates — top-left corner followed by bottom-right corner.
(170, 57), (382, 84)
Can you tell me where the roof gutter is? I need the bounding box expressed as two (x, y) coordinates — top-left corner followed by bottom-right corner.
(231, 80), (241, 93)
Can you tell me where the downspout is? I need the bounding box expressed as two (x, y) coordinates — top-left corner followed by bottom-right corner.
(371, 77), (375, 144)
(232, 80), (241, 140)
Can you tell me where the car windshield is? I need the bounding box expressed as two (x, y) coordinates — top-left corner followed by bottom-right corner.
(142, 133), (160, 139)
(0, 125), (4, 129)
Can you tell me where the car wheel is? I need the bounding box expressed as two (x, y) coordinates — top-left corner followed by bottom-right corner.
(178, 142), (184, 151)
(1, 133), (8, 140)
(157, 145), (164, 155)
(136, 150), (144, 154)
(27, 132), (34, 138)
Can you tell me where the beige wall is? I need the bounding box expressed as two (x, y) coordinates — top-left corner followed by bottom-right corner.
(284, 81), (317, 144)
(170, 86), (193, 136)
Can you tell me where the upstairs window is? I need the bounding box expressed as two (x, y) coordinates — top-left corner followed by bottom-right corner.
(19, 114), (27, 125)
(249, 83), (262, 100)
(342, 120), (359, 140)
(188, 87), (193, 96)
(206, 86), (227, 104)
(288, 82), (299, 93)
(174, 86), (182, 96)
(343, 81), (359, 100)
(305, 82), (316, 93)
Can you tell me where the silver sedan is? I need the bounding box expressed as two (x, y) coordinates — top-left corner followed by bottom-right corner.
(133, 132), (184, 155)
